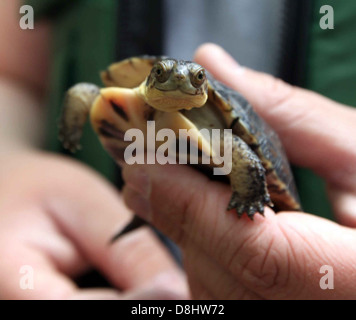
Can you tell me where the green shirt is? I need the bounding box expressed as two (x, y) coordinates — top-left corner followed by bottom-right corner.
(297, 0), (356, 219)
(30, 0), (119, 183)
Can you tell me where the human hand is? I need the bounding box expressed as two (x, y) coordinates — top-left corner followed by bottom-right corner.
(122, 43), (356, 299)
(0, 149), (188, 299)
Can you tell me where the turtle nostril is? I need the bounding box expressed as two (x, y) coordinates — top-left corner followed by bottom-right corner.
(175, 73), (185, 81)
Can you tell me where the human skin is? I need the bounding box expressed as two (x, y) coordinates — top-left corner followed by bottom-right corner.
(122, 43), (356, 299)
(0, 0), (188, 299)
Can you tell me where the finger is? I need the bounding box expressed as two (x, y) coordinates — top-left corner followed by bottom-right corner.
(122, 162), (270, 250)
(121, 272), (191, 300)
(183, 243), (261, 300)
(0, 231), (184, 300)
(71, 280), (188, 300)
(2, 152), (187, 295)
(0, 200), (87, 299)
(0, 234), (76, 299)
(44, 156), (186, 293)
(123, 163), (356, 299)
(327, 186), (356, 227)
(194, 43), (356, 191)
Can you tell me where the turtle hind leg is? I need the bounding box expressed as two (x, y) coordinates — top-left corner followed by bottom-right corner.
(222, 132), (272, 219)
(58, 83), (100, 152)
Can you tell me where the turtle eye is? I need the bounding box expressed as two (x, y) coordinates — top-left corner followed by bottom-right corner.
(191, 68), (206, 88)
(154, 62), (169, 83)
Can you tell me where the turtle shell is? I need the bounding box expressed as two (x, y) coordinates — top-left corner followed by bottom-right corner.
(205, 75), (300, 211)
(100, 56), (301, 212)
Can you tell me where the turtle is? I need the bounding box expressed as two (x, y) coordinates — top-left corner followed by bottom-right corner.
(59, 55), (301, 238)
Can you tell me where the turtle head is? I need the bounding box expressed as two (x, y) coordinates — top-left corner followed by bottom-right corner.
(142, 59), (208, 112)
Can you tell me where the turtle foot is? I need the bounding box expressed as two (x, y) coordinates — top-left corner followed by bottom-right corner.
(227, 192), (271, 220)
(58, 83), (100, 153)
(58, 122), (83, 153)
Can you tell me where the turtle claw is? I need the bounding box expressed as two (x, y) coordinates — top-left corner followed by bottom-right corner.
(227, 191), (270, 220)
(58, 123), (83, 153)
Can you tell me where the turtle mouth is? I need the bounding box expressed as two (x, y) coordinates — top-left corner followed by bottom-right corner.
(142, 80), (208, 111)
(155, 86), (200, 96)
(145, 88), (208, 111)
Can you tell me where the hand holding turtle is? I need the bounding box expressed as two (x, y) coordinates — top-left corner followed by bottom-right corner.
(122, 44), (356, 299)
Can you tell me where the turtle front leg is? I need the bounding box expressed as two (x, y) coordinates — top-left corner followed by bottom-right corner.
(59, 83), (100, 152)
(221, 132), (271, 219)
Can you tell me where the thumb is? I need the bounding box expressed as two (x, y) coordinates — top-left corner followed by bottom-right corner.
(122, 163), (240, 246)
(194, 43), (356, 191)
(122, 163), (356, 299)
